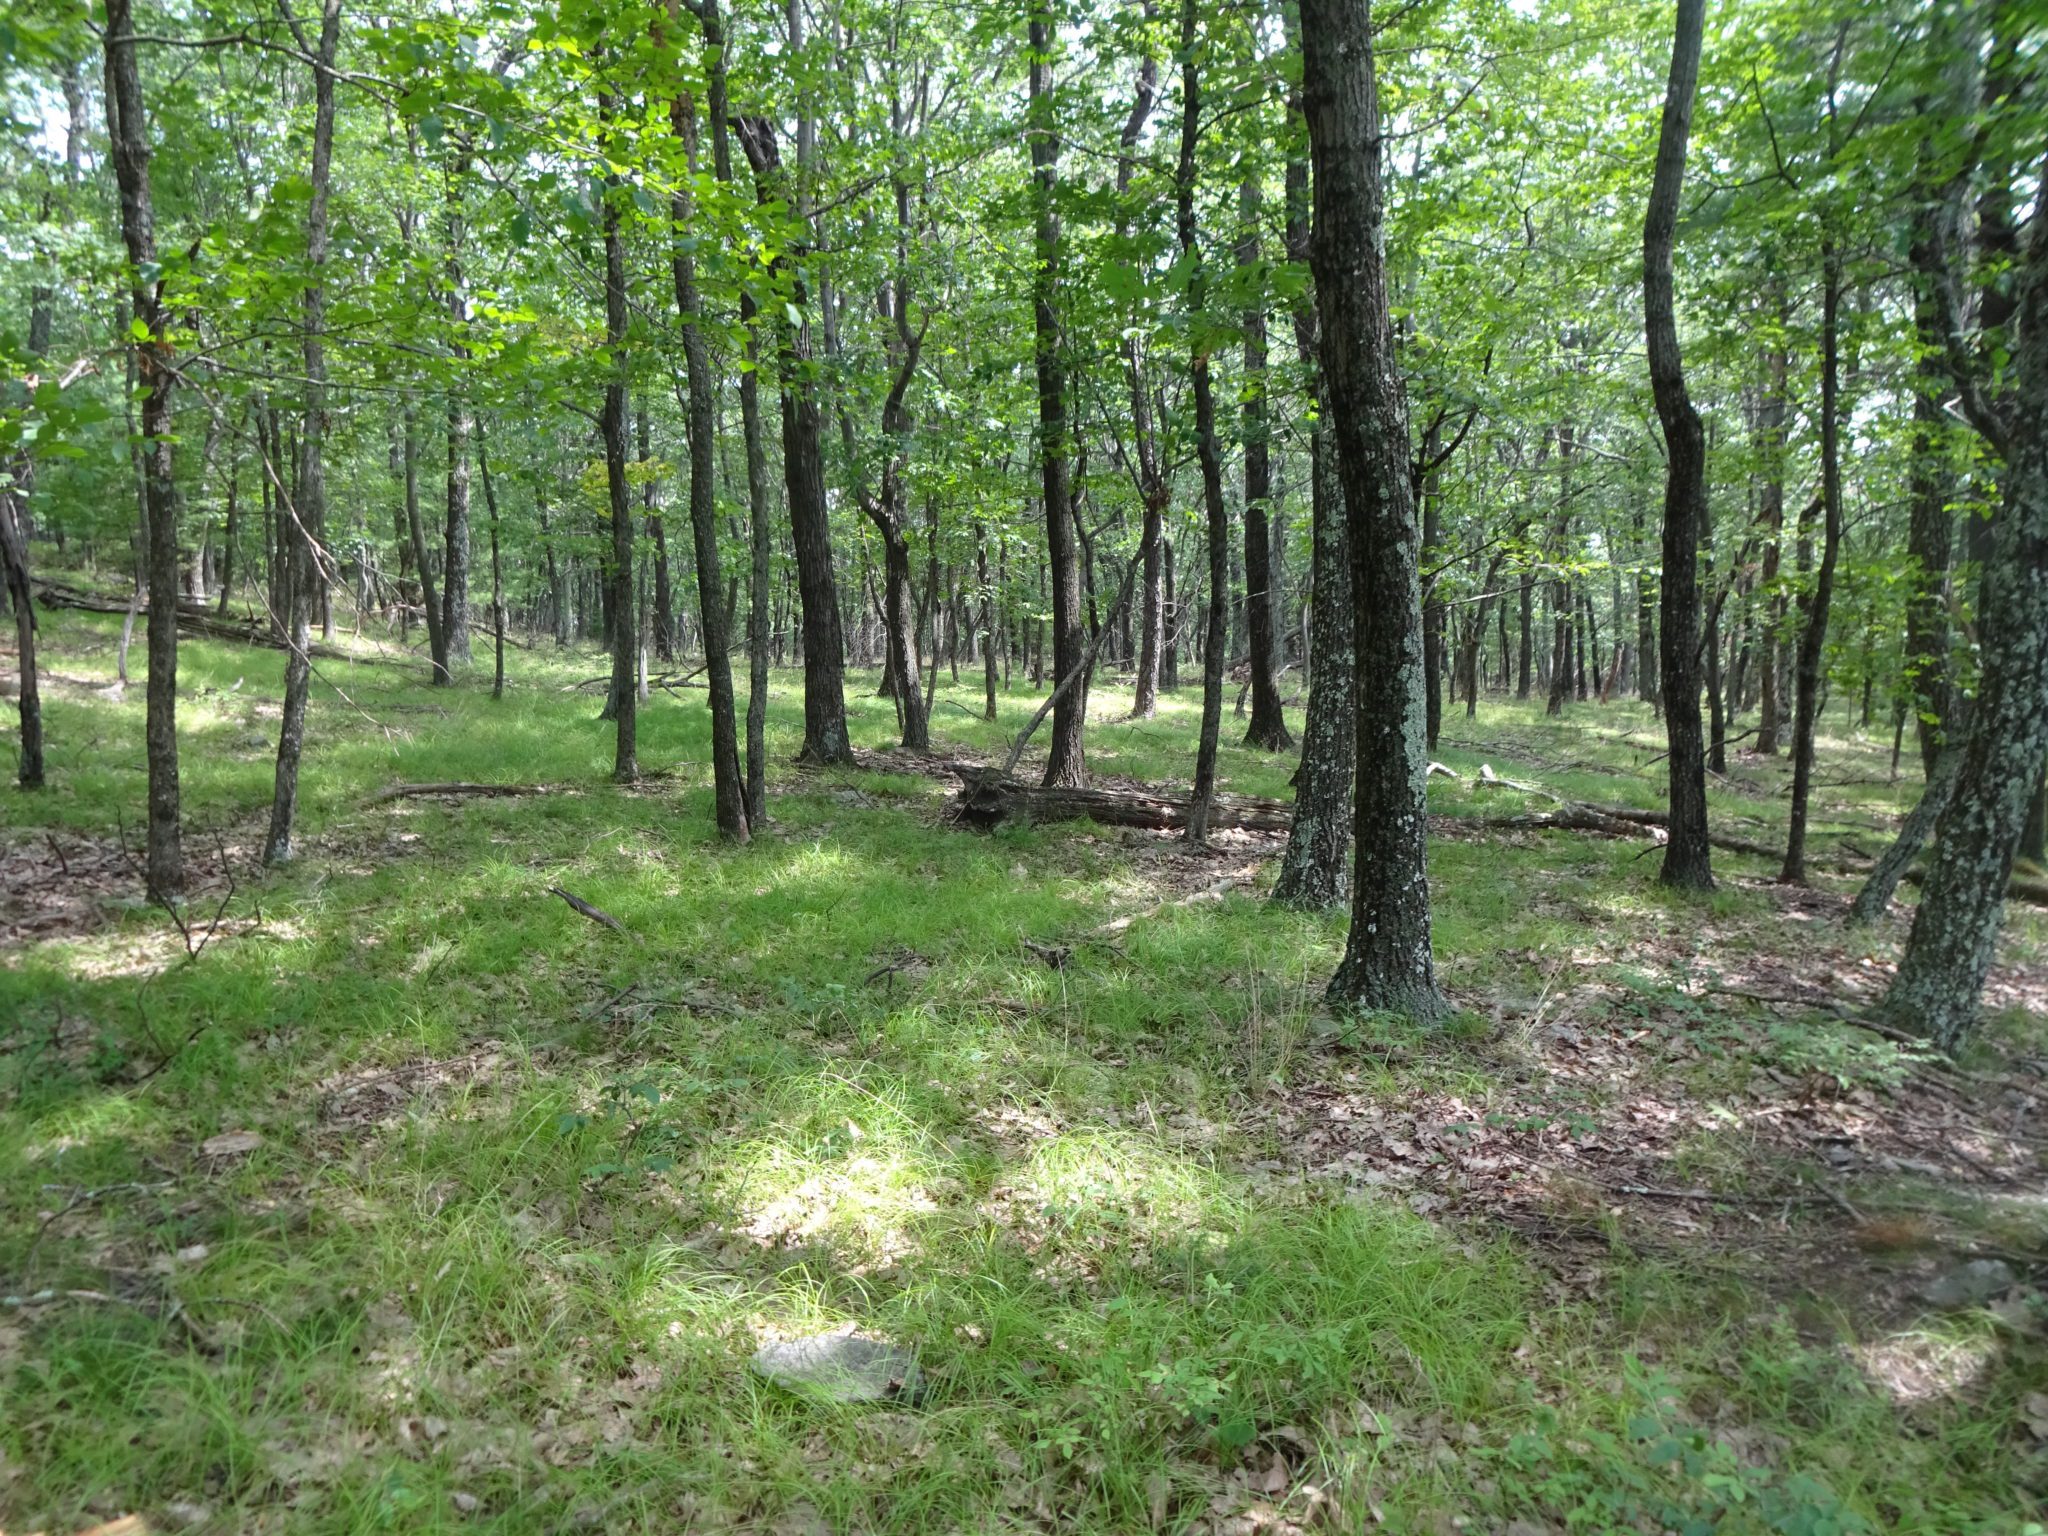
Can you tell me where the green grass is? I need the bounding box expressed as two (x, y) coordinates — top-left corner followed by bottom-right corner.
(1, 610), (2042, 1534)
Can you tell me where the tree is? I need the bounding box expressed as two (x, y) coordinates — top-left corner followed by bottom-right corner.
(103, 0), (183, 899)
(1301, 0), (1442, 1020)
(1028, 7), (1088, 789)
(1882, 153), (2048, 1053)
(1177, 0), (1230, 845)
(1642, 0), (1712, 893)
(262, 0), (342, 866)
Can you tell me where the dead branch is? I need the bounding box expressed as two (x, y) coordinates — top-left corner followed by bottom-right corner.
(547, 886), (626, 933)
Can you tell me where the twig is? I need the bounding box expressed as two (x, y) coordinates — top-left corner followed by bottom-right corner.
(548, 886), (626, 933)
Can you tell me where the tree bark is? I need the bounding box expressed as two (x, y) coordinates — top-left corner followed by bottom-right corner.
(263, 0), (341, 866)
(1273, 34), (1352, 910)
(1301, 0), (1443, 1019)
(671, 79), (749, 838)
(1883, 153), (2048, 1053)
(1178, 0), (1229, 844)
(105, 0), (184, 897)
(1754, 306), (1789, 754)
(1239, 175), (1293, 752)
(1029, 10), (1088, 787)
(734, 115), (850, 766)
(1642, 0), (1713, 891)
(440, 168), (472, 673)
(598, 96), (637, 783)
(1781, 237), (1845, 884)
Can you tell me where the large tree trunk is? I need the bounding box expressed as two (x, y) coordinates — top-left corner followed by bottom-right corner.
(1642, 0), (1713, 892)
(1178, 0), (1229, 844)
(1883, 154), (2048, 1054)
(734, 115), (850, 766)
(1030, 10), (1088, 787)
(1239, 176), (1293, 753)
(105, 0), (183, 897)
(671, 79), (749, 839)
(1301, 0), (1442, 1019)
(263, 0), (341, 866)
(598, 101), (637, 783)
(1273, 53), (1352, 910)
(1781, 238), (1845, 884)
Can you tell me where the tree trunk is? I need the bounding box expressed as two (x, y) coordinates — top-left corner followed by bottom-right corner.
(1030, 10), (1088, 787)
(263, 0), (340, 866)
(1178, 0), (1229, 844)
(1643, 0), (1713, 891)
(1301, 0), (1442, 1019)
(1754, 306), (1789, 754)
(735, 115), (850, 766)
(1781, 238), (1845, 884)
(671, 75), (749, 838)
(1882, 155), (2048, 1053)
(105, 0), (183, 897)
(1239, 175), (1292, 752)
(479, 418), (506, 701)
(1273, 51), (1352, 910)
(598, 99), (637, 783)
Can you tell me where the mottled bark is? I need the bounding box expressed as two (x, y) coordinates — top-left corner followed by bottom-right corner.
(1301, 0), (1442, 1018)
(1273, 42), (1352, 910)
(1883, 152), (2048, 1053)
(1754, 313), (1789, 755)
(598, 99), (637, 783)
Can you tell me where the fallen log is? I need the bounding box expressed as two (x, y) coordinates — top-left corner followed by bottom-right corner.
(32, 579), (353, 659)
(953, 769), (1292, 834)
(369, 781), (545, 804)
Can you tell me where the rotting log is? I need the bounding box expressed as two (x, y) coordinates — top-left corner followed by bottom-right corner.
(33, 579), (353, 660)
(952, 768), (1292, 834)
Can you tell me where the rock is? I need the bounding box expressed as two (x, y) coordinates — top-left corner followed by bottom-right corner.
(1919, 1259), (2017, 1309)
(750, 1332), (922, 1403)
(200, 1131), (262, 1157)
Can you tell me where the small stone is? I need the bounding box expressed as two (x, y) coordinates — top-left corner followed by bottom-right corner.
(452, 1491), (481, 1514)
(1919, 1259), (2017, 1309)
(750, 1331), (923, 1403)
(201, 1131), (262, 1157)
(163, 1501), (211, 1529)
(175, 1244), (209, 1264)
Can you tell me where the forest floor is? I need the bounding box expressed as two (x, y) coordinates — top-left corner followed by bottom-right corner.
(2, 610), (2044, 1536)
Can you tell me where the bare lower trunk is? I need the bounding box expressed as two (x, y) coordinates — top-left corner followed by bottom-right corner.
(1302, 0), (1442, 1017)
(1643, 0), (1712, 891)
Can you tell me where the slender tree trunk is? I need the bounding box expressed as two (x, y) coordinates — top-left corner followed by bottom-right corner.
(671, 76), (749, 837)
(440, 164), (473, 672)
(1754, 306), (1789, 754)
(105, 0), (183, 897)
(598, 98), (637, 783)
(1178, 0), (1229, 843)
(1302, 0), (1443, 1018)
(1782, 238), (1845, 884)
(1239, 175), (1292, 752)
(1643, 0), (1713, 891)
(1029, 10), (1088, 787)
(263, 0), (340, 866)
(479, 419), (506, 701)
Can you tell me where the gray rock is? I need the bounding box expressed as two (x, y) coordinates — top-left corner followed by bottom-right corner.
(1920, 1259), (2017, 1309)
(750, 1332), (922, 1403)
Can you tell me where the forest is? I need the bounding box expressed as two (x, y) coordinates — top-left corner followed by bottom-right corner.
(1, 0), (2046, 1530)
